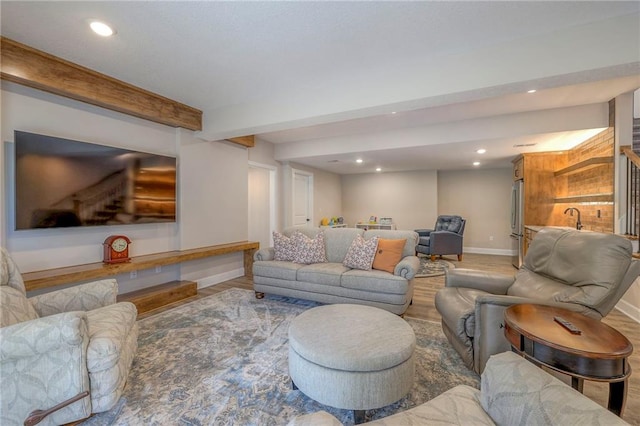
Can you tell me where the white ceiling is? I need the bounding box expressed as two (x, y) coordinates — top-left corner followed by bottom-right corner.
(1, 1), (639, 174)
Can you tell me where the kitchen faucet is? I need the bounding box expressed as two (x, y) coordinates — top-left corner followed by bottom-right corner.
(563, 207), (583, 230)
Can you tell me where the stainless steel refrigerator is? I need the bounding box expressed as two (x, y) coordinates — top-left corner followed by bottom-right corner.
(510, 180), (524, 268)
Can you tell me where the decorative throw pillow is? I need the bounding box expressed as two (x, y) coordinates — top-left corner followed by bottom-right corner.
(372, 238), (406, 273)
(0, 286), (38, 327)
(343, 235), (379, 270)
(292, 231), (328, 264)
(273, 231), (297, 261)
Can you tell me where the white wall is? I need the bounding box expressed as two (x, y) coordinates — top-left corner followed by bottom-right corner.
(341, 170), (438, 231)
(438, 168), (513, 254)
(1, 82), (249, 293)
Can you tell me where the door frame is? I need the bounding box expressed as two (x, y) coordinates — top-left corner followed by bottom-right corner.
(248, 161), (277, 247)
(288, 167), (314, 228)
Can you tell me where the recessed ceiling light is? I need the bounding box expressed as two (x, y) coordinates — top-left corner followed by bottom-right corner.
(473, 161), (480, 166)
(391, 111), (397, 114)
(376, 167), (382, 172)
(356, 159), (363, 164)
(90, 21), (115, 37)
(527, 89), (536, 94)
(476, 149), (486, 154)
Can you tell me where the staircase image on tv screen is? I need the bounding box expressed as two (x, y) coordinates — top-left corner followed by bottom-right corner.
(14, 131), (177, 230)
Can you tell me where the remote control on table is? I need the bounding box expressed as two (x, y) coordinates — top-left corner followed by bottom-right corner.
(554, 316), (582, 334)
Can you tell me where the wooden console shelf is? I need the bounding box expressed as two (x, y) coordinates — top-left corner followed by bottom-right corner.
(23, 241), (259, 292)
(117, 280), (197, 315)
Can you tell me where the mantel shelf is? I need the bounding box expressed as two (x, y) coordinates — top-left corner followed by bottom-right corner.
(23, 241), (259, 292)
(554, 156), (614, 177)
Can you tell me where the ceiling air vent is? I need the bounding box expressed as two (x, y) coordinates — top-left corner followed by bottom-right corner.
(513, 143), (537, 148)
(327, 160), (340, 163)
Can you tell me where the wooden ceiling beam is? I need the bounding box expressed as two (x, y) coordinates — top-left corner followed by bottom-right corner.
(225, 135), (255, 147)
(0, 37), (202, 131)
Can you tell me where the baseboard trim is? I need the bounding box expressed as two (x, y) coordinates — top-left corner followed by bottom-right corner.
(196, 268), (245, 289)
(464, 247), (514, 256)
(615, 299), (640, 324)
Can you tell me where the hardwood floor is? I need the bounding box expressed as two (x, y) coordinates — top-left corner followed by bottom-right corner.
(137, 253), (640, 425)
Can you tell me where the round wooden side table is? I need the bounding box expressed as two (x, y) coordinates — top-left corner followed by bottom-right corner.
(503, 303), (633, 416)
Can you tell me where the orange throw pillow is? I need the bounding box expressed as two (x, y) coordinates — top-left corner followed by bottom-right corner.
(372, 238), (406, 273)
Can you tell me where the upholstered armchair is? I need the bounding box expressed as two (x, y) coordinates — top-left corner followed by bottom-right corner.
(415, 215), (466, 261)
(434, 228), (640, 374)
(0, 248), (138, 426)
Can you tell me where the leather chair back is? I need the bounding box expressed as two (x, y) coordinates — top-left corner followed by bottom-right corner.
(508, 228), (637, 318)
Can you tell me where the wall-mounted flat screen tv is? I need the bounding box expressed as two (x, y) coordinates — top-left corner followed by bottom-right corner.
(14, 131), (177, 230)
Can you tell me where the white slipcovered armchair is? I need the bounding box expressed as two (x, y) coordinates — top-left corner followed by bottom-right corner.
(0, 248), (138, 425)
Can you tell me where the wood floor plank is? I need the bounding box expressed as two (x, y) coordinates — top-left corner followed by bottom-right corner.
(135, 253), (640, 424)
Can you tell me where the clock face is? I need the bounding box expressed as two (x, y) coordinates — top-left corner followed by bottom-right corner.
(111, 238), (128, 253)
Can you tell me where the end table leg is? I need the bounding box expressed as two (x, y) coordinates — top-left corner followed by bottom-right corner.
(353, 410), (365, 424)
(608, 380), (627, 417)
(570, 376), (584, 393)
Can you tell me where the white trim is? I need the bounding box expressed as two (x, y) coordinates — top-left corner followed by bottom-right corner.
(615, 299), (640, 324)
(248, 161), (277, 246)
(464, 247), (514, 256)
(196, 268), (245, 289)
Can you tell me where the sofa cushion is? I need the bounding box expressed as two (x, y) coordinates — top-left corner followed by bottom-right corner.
(273, 231), (297, 261)
(293, 231), (328, 264)
(343, 234), (379, 270)
(297, 263), (349, 286)
(372, 238), (406, 273)
(481, 351), (629, 426)
(0, 286), (39, 327)
(253, 260), (304, 281)
(324, 227), (364, 263)
(363, 230), (419, 258)
(341, 269), (409, 295)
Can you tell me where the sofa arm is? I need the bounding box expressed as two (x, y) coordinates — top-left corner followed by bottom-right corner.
(30, 279), (118, 317)
(395, 255), (420, 279)
(254, 248), (275, 261)
(0, 312), (88, 361)
(482, 352), (630, 425)
(445, 269), (514, 294)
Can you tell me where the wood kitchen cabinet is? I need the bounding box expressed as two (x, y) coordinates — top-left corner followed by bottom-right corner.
(512, 153), (562, 228)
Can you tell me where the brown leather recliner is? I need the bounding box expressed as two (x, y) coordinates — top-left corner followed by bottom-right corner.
(435, 228), (640, 374)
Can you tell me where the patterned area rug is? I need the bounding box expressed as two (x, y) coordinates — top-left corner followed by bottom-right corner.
(84, 288), (478, 425)
(414, 257), (455, 277)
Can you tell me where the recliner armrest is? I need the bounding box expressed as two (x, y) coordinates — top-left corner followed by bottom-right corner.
(445, 269), (514, 294)
(414, 229), (433, 237)
(0, 312), (87, 360)
(30, 279), (118, 317)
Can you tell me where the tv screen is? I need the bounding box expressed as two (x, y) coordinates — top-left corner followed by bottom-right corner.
(14, 131), (177, 230)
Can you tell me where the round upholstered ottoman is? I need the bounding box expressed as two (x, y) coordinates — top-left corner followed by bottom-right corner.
(288, 304), (416, 423)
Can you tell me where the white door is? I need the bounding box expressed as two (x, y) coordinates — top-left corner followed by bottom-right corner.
(248, 163), (276, 249)
(292, 169), (313, 228)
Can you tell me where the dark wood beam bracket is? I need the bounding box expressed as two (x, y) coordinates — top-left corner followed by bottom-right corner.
(1, 37), (202, 131)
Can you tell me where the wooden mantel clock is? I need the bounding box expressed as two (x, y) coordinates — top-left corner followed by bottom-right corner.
(103, 235), (132, 264)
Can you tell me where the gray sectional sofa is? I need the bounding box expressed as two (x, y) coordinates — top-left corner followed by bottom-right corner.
(252, 227), (419, 315)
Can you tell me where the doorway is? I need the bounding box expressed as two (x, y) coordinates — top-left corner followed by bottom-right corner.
(248, 162), (276, 249)
(292, 169), (313, 228)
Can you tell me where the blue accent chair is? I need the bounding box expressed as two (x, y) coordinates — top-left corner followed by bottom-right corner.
(415, 215), (466, 261)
